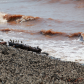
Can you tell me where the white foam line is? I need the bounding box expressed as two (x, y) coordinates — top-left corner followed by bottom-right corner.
(0, 33), (84, 64)
(23, 39), (84, 64)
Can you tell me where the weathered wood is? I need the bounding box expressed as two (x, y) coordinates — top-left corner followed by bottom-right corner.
(8, 42), (42, 53)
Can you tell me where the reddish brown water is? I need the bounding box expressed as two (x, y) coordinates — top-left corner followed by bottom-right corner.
(0, 0), (84, 63)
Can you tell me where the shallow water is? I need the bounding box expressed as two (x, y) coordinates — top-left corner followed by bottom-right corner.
(0, 0), (84, 63)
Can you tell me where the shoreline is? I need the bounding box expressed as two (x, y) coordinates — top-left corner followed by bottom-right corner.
(0, 44), (84, 84)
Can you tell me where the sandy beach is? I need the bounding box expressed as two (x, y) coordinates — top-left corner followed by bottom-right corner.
(0, 44), (84, 84)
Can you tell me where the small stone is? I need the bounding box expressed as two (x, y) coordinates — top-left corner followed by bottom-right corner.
(0, 79), (2, 82)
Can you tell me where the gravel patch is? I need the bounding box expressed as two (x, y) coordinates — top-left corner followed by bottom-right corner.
(0, 45), (84, 84)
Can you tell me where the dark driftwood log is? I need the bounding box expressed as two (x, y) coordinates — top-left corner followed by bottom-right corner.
(8, 42), (42, 53)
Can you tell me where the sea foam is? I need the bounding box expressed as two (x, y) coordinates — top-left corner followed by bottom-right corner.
(0, 12), (7, 23)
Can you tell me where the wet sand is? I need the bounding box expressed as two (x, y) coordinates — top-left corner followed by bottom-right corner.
(0, 44), (84, 84)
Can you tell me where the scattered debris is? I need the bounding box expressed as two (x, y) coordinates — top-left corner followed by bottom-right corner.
(41, 52), (49, 55)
